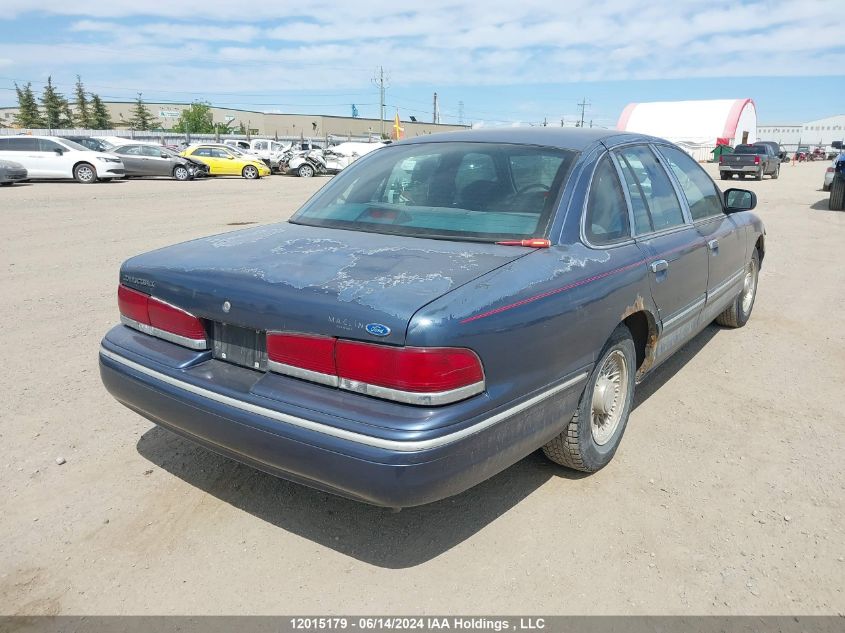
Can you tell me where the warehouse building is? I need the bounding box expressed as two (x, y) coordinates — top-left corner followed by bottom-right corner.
(0, 101), (468, 139)
(617, 98), (757, 160)
(757, 115), (845, 153)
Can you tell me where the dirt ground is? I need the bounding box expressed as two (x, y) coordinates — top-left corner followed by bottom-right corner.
(0, 161), (842, 615)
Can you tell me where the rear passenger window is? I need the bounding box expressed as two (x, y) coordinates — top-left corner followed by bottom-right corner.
(585, 156), (630, 245)
(656, 145), (723, 220)
(616, 145), (685, 232)
(3, 137), (38, 151)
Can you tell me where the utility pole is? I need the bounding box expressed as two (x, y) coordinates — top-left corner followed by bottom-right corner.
(433, 92), (440, 124)
(372, 66), (389, 138)
(458, 101), (465, 126)
(577, 97), (591, 129)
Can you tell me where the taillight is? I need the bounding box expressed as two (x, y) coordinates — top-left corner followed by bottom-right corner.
(336, 341), (484, 394)
(118, 284), (207, 350)
(719, 156), (724, 164)
(827, 167), (834, 173)
(265, 332), (485, 405)
(754, 155), (760, 165)
(267, 332), (337, 386)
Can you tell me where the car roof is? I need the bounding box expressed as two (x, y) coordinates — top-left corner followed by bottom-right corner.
(394, 127), (660, 151)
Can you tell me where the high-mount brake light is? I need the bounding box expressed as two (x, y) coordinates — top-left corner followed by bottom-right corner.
(495, 238), (551, 248)
(265, 333), (485, 406)
(117, 284), (208, 350)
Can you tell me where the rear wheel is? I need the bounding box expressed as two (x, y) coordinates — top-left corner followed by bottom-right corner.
(73, 163), (97, 184)
(298, 163), (315, 178)
(242, 165), (259, 179)
(720, 172), (731, 180)
(715, 250), (760, 328)
(830, 177), (845, 211)
(755, 168), (764, 181)
(173, 165), (190, 181)
(542, 325), (636, 472)
(771, 163), (780, 179)
(0, 182), (13, 187)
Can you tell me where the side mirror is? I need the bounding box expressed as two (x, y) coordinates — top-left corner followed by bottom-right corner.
(832, 141), (843, 150)
(724, 188), (757, 212)
(227, 155), (234, 160)
(161, 152), (168, 159)
(54, 148), (64, 155)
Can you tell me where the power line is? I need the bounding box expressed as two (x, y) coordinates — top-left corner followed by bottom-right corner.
(577, 97), (592, 128)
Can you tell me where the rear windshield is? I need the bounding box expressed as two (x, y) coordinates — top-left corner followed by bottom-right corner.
(733, 145), (761, 154)
(291, 142), (576, 242)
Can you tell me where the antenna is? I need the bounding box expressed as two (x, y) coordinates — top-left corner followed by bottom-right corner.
(458, 101), (465, 126)
(433, 92), (440, 124)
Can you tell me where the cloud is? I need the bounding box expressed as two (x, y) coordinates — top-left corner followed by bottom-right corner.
(0, 0), (841, 122)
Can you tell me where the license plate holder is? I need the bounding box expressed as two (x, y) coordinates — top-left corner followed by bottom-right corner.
(212, 323), (267, 371)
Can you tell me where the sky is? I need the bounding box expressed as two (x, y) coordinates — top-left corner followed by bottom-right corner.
(0, 0), (843, 128)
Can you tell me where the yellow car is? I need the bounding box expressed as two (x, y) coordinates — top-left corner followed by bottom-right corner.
(180, 145), (271, 179)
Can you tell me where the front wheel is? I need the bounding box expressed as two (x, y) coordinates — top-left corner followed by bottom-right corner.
(173, 165), (190, 181)
(73, 163), (97, 184)
(242, 165), (260, 179)
(298, 163), (315, 178)
(542, 325), (637, 472)
(715, 250), (760, 328)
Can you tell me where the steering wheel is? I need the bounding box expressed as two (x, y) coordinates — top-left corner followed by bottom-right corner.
(516, 183), (550, 195)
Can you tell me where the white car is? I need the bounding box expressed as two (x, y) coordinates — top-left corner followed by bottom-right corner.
(0, 136), (125, 183)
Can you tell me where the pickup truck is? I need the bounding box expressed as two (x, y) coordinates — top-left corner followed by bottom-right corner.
(720, 143), (781, 181)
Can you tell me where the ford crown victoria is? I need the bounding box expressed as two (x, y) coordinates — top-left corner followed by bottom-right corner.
(100, 129), (765, 507)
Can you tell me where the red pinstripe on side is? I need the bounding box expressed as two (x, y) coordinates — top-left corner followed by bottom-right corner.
(459, 238), (705, 325)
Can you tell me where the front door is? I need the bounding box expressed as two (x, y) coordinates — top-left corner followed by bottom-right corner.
(614, 144), (708, 359)
(654, 144), (749, 317)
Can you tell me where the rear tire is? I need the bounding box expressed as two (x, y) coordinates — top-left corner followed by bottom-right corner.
(771, 164), (780, 179)
(755, 168), (764, 181)
(173, 165), (190, 181)
(0, 182), (13, 187)
(242, 165), (259, 179)
(542, 325), (636, 472)
(715, 250), (760, 328)
(720, 173), (731, 180)
(830, 177), (845, 211)
(73, 163), (97, 184)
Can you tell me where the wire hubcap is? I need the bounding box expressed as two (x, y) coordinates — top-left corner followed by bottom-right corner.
(590, 350), (628, 445)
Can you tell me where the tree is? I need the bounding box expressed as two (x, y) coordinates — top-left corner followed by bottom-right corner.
(128, 93), (157, 130)
(40, 76), (66, 130)
(13, 82), (43, 128)
(171, 102), (217, 134)
(74, 75), (92, 128)
(90, 94), (111, 129)
(59, 96), (75, 129)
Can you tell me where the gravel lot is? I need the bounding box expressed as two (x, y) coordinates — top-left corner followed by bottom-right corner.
(1, 162), (843, 615)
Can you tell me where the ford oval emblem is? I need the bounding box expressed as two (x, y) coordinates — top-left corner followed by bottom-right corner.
(365, 323), (391, 337)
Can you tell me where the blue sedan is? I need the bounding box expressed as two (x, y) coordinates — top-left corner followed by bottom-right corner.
(99, 128), (765, 508)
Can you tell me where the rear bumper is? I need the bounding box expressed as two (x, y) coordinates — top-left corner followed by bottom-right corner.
(99, 326), (586, 507)
(720, 165), (760, 173)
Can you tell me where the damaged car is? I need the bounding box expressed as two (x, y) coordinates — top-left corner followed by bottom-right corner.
(99, 128), (765, 508)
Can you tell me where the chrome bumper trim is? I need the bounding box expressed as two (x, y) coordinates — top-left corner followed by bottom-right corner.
(100, 346), (587, 452)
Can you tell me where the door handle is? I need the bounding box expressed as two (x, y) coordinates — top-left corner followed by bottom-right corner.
(650, 259), (669, 273)
(707, 239), (719, 251)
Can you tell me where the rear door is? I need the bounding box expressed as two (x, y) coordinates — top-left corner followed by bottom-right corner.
(188, 147), (217, 173)
(655, 144), (747, 314)
(116, 145), (145, 175)
(614, 144), (708, 357)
